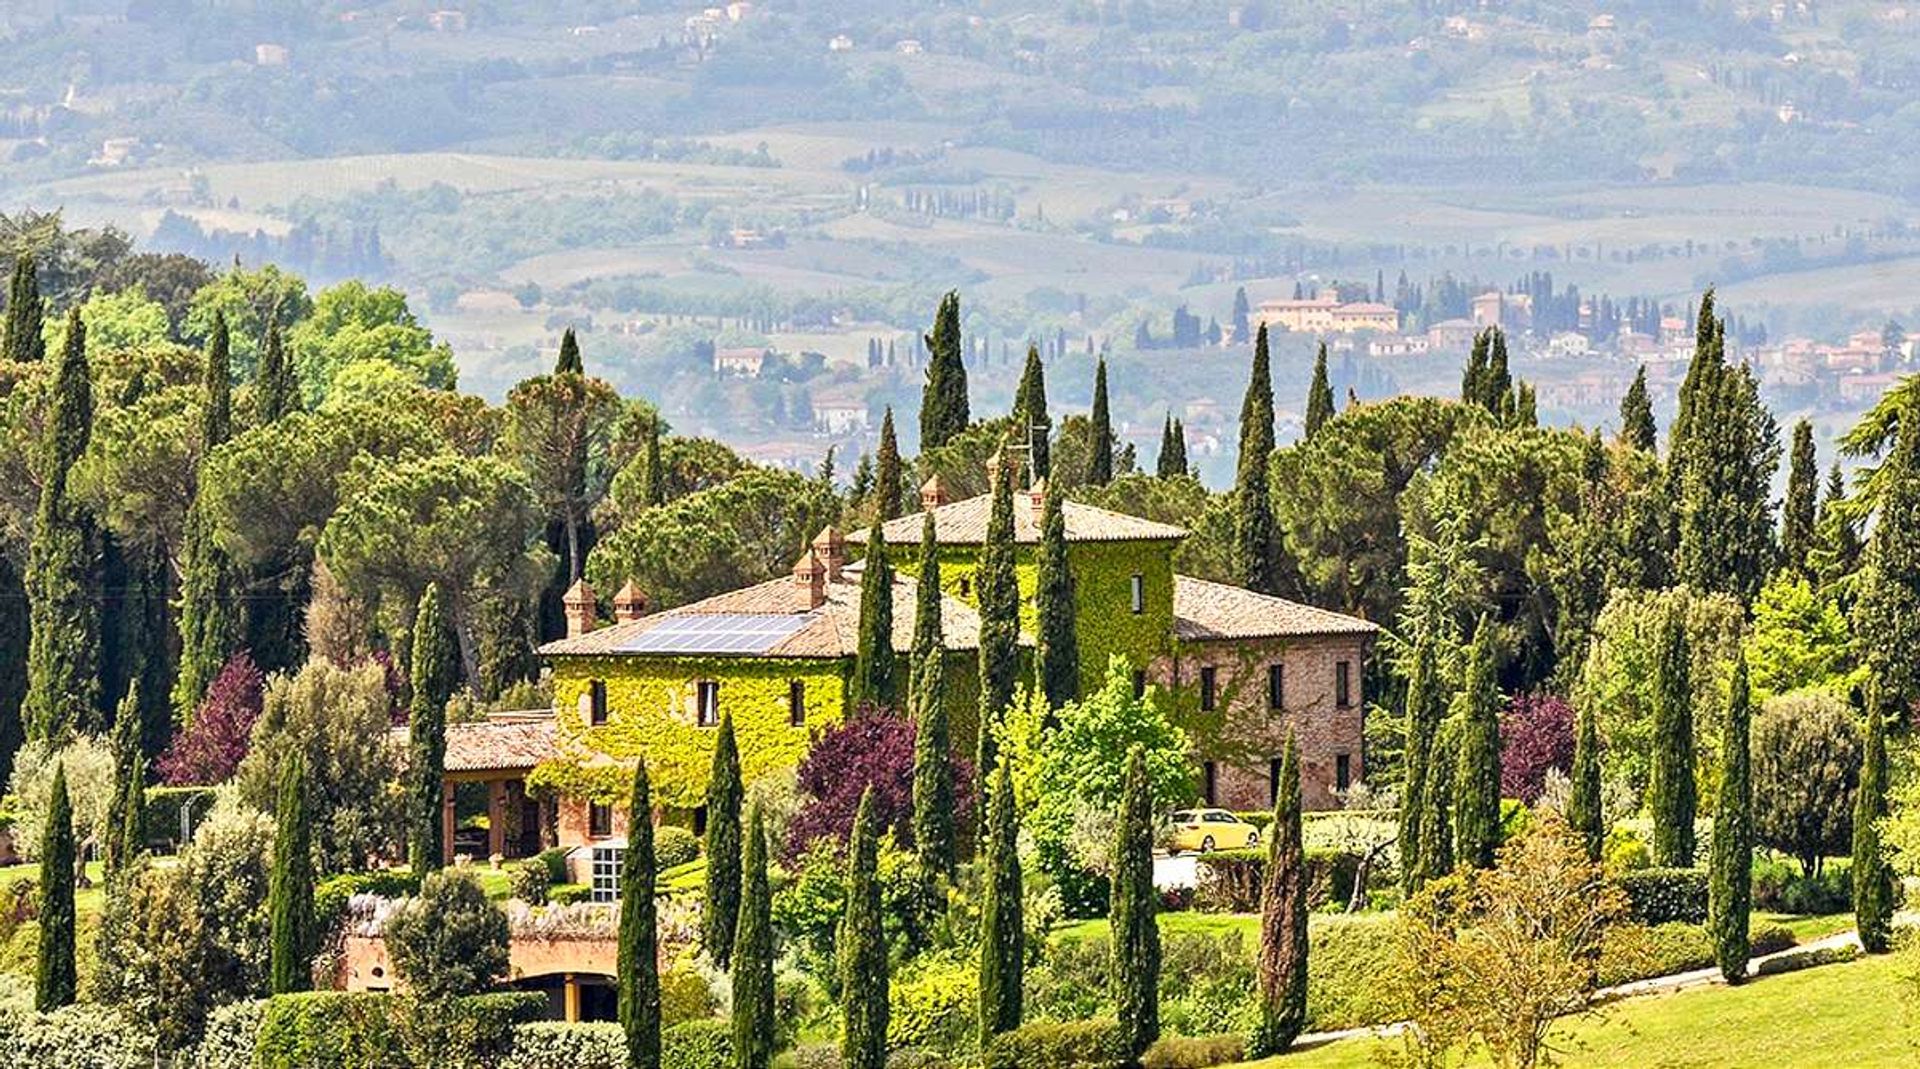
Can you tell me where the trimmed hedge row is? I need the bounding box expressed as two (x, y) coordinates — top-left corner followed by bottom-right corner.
(0, 1005), (159, 1069)
(253, 991), (544, 1069)
(1616, 867), (1708, 925)
(499, 1022), (626, 1069)
(983, 1019), (1128, 1069)
(1192, 848), (1359, 912)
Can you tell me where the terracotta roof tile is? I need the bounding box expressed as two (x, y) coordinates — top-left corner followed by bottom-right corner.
(432, 716), (561, 774)
(1172, 576), (1378, 640)
(847, 492), (1187, 547)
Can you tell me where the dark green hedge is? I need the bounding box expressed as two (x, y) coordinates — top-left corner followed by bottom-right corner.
(983, 1019), (1128, 1069)
(1192, 847), (1359, 912)
(1616, 867), (1708, 925)
(253, 990), (543, 1068)
(660, 1018), (733, 1069)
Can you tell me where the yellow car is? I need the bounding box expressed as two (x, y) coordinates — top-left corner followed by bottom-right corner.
(1168, 808), (1261, 854)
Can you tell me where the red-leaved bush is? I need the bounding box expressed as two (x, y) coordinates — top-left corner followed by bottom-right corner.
(1498, 692), (1575, 803)
(156, 652), (266, 786)
(783, 705), (975, 861)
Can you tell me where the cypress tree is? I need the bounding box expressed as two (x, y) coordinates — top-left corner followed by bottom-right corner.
(1621, 365), (1656, 452)
(268, 753), (314, 994)
(556, 327), (584, 375)
(1811, 463), (1863, 596)
(975, 453), (1020, 777)
(1252, 733), (1307, 1056)
(919, 292), (969, 451)
(1112, 747), (1160, 1059)
(1855, 406), (1920, 714)
(1155, 413), (1181, 477)
(35, 762), (75, 1010)
(703, 712), (744, 968)
(910, 511), (942, 667)
(839, 791), (889, 1069)
(911, 646), (955, 878)
(408, 583), (454, 874)
(619, 760), (662, 1069)
(1649, 604), (1696, 867)
(1461, 329), (1489, 407)
(641, 413), (665, 508)
(1231, 286), (1251, 344)
(1484, 329), (1513, 416)
(1398, 635), (1444, 894)
(1087, 357), (1113, 486)
(257, 321), (296, 422)
(731, 802), (775, 1069)
(1709, 655), (1754, 983)
(2, 253), (44, 364)
(1235, 325), (1279, 593)
(874, 408), (904, 521)
(1672, 295), (1778, 603)
(1452, 617), (1503, 871)
(1034, 486), (1079, 709)
(1304, 343), (1335, 440)
(202, 312), (232, 449)
(104, 685), (146, 881)
(26, 307), (100, 740)
(171, 495), (235, 719)
(852, 521), (898, 709)
(1170, 418), (1188, 474)
(1780, 419), (1817, 579)
(1567, 700), (1605, 863)
(1853, 689), (1895, 954)
(1012, 345), (1050, 481)
(978, 763), (1023, 1047)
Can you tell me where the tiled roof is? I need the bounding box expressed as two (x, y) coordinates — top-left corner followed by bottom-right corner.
(538, 570), (994, 659)
(1172, 576), (1378, 641)
(847, 492), (1188, 547)
(436, 715), (561, 773)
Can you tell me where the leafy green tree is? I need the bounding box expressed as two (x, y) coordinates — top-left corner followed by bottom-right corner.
(1649, 604), (1696, 868)
(1087, 358), (1113, 487)
(852, 521), (899, 709)
(919, 292), (968, 452)
(1853, 691), (1894, 954)
(619, 759), (661, 1069)
(556, 326), (583, 375)
(256, 323), (296, 423)
(288, 281), (456, 404)
(1743, 575), (1857, 701)
(839, 791), (888, 1069)
(1252, 733), (1307, 1055)
(732, 801), (776, 1069)
(1304, 343), (1335, 440)
(186, 264), (312, 379)
(268, 752), (315, 994)
(385, 869), (510, 1001)
(1709, 656), (1753, 984)
(499, 370), (621, 584)
(35, 762), (76, 1010)
(1620, 365), (1656, 451)
(1034, 486), (1079, 709)
(1111, 747), (1160, 1060)
(976, 453), (1020, 776)
(1567, 701), (1605, 863)
(704, 712), (743, 968)
(407, 583), (454, 874)
(977, 763), (1022, 1047)
(1854, 405), (1920, 717)
(1452, 618), (1503, 871)
(1780, 419), (1817, 578)
(26, 308), (101, 740)
(874, 407), (904, 520)
(1752, 691), (1858, 878)
(1013, 346), (1051, 482)
(3, 252), (45, 363)
(1235, 325), (1279, 593)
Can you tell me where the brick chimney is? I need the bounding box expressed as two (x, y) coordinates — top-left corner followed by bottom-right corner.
(811, 525), (845, 581)
(793, 548), (827, 610)
(1028, 477), (1048, 526)
(919, 473), (949, 511)
(612, 580), (650, 623)
(562, 579), (597, 638)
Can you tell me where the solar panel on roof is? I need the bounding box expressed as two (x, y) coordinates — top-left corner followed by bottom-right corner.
(616, 613), (813, 655)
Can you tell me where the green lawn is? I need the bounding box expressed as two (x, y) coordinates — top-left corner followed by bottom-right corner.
(1231, 952), (1916, 1068)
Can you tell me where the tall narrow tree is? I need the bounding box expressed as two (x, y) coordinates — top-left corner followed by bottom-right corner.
(1452, 617), (1503, 871)
(1672, 294), (1779, 603)
(731, 802), (775, 1069)
(852, 522), (898, 708)
(1398, 634), (1444, 893)
(257, 322), (296, 422)
(976, 454), (1020, 776)
(1231, 286), (1251, 344)
(202, 311), (233, 448)
(1853, 688), (1894, 954)
(1649, 604), (1696, 867)
(26, 308), (100, 740)
(1855, 407), (1920, 716)
(1811, 463), (1863, 595)
(874, 408), (904, 520)
(640, 413), (665, 508)
(1620, 365), (1656, 452)
(174, 314), (240, 719)
(1170, 418), (1188, 475)
(619, 759), (662, 1069)
(919, 292), (969, 451)
(1112, 747), (1160, 1059)
(103, 686), (146, 882)
(1709, 655), (1754, 983)
(1304, 343), (1335, 440)
(268, 753), (314, 994)
(1012, 345), (1051, 481)
(703, 713), (744, 968)
(1156, 413), (1186, 477)
(1235, 326), (1280, 593)
(556, 326), (584, 375)
(1034, 486), (1079, 709)
(1087, 358), (1114, 486)
(2, 253), (44, 364)
(35, 763), (75, 1010)
(911, 645), (955, 879)
(840, 791), (889, 1069)
(408, 583), (454, 874)
(1252, 732), (1307, 1056)
(1567, 700), (1605, 863)
(1779, 419), (1817, 578)
(978, 763), (1023, 1046)
(910, 511), (942, 666)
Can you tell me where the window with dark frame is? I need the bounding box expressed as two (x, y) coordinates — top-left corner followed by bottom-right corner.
(1336, 753), (1352, 792)
(1129, 573), (1145, 614)
(588, 801), (613, 838)
(696, 680), (721, 726)
(788, 680), (806, 726)
(1335, 660), (1352, 708)
(588, 679), (608, 725)
(1267, 663), (1285, 711)
(1199, 666), (1217, 712)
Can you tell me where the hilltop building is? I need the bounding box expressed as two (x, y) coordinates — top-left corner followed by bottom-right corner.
(1255, 297), (1399, 335)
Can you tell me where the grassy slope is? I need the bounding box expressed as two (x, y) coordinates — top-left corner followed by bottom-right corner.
(1234, 952), (1914, 1068)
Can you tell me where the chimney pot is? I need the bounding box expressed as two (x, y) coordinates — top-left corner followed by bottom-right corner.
(811, 525), (846, 581)
(562, 579), (597, 638)
(793, 548), (827, 610)
(612, 580), (650, 623)
(919, 474), (949, 511)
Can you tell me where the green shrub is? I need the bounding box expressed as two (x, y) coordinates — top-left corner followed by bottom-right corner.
(1603, 825), (1650, 871)
(1780, 863), (1851, 915)
(1142, 1032), (1248, 1069)
(0, 1005), (159, 1069)
(1192, 848), (1358, 912)
(1160, 932), (1256, 1036)
(661, 1018), (733, 1069)
(508, 860), (551, 904)
(550, 883), (592, 906)
(1753, 943), (1859, 976)
(251, 991), (544, 1069)
(194, 999), (267, 1069)
(655, 826), (700, 868)
(1027, 935), (1114, 1022)
(1616, 867), (1708, 924)
(1750, 923), (1796, 957)
(313, 871), (421, 935)
(982, 1019), (1128, 1069)
(143, 786), (219, 849)
(662, 960), (718, 1026)
(501, 1022), (625, 1069)
(1305, 914), (1400, 1031)
(888, 954), (978, 1055)
(535, 847), (571, 885)
(1598, 923), (1712, 986)
(1233, 811), (1274, 831)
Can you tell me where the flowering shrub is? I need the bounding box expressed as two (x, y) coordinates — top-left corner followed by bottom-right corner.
(783, 707), (974, 860)
(157, 653), (265, 786)
(1498, 693), (1574, 803)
